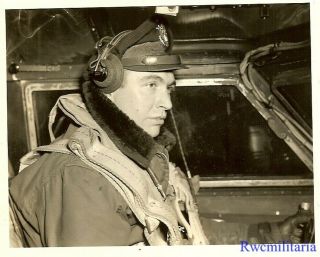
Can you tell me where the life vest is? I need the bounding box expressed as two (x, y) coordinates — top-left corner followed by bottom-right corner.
(17, 94), (209, 246)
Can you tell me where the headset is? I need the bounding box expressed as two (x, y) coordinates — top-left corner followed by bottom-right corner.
(88, 15), (168, 93)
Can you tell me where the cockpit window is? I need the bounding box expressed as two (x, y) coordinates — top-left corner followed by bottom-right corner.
(166, 85), (311, 178)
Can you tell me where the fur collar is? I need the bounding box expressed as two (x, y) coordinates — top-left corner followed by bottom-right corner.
(81, 81), (176, 169)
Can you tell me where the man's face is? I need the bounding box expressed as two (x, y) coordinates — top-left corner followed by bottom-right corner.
(109, 70), (175, 137)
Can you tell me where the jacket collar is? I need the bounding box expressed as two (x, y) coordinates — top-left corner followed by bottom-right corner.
(80, 81), (176, 169)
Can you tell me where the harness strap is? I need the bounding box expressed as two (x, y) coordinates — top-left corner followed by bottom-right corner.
(68, 127), (183, 245)
(20, 127), (183, 245)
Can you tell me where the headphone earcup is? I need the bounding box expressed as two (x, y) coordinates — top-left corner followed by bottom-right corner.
(93, 53), (124, 93)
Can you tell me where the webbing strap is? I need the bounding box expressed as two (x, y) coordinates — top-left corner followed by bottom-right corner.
(68, 127), (183, 245)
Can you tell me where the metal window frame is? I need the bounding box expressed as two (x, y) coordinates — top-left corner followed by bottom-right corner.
(21, 79), (80, 150)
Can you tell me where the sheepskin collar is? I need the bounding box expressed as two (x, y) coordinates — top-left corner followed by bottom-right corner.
(81, 81), (176, 169)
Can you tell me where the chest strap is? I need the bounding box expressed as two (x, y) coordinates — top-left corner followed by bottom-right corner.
(20, 128), (183, 245)
(19, 127), (208, 245)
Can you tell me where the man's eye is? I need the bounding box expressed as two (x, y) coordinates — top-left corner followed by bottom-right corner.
(146, 82), (157, 88)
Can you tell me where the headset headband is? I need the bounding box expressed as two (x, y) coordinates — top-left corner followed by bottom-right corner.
(89, 15), (185, 93)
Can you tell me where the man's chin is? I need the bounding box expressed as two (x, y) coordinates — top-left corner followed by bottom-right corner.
(144, 126), (161, 138)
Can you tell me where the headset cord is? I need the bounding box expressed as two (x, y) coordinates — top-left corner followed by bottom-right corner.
(170, 109), (198, 202)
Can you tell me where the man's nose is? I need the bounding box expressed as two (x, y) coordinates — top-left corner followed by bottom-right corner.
(157, 88), (172, 110)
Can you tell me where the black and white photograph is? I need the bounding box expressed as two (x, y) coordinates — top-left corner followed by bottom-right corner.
(2, 0), (319, 255)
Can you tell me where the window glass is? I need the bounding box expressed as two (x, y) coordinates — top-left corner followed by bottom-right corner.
(166, 86), (311, 178)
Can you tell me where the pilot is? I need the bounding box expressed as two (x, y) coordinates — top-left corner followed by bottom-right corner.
(9, 16), (311, 247)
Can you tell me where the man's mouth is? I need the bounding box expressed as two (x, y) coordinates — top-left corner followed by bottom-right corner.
(149, 116), (166, 125)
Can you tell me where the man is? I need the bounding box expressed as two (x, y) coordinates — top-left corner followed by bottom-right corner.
(9, 17), (310, 247)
